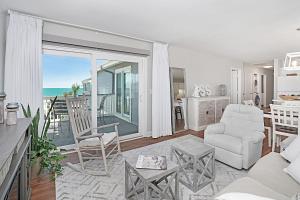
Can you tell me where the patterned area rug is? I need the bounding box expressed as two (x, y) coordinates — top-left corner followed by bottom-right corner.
(56, 135), (247, 200)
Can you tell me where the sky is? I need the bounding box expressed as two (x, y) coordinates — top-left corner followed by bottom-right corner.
(43, 54), (92, 88)
(43, 53), (113, 88)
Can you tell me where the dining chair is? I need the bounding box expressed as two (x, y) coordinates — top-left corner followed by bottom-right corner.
(270, 104), (300, 152)
(66, 96), (121, 175)
(175, 106), (183, 119)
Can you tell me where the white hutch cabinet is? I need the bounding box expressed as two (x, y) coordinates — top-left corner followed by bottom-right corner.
(186, 96), (230, 131)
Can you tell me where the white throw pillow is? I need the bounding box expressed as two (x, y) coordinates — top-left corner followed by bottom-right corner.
(281, 136), (300, 162)
(284, 153), (300, 184)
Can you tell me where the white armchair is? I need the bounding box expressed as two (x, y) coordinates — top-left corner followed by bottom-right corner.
(204, 104), (265, 169)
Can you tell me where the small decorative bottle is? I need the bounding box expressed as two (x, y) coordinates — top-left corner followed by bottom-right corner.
(6, 102), (19, 125)
(0, 92), (6, 124)
(219, 84), (227, 96)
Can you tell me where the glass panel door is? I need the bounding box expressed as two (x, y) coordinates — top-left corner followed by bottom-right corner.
(123, 71), (131, 116)
(96, 59), (139, 137)
(120, 67), (131, 119)
(116, 72), (122, 114)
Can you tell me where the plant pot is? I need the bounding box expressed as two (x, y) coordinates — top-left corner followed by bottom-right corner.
(31, 157), (42, 178)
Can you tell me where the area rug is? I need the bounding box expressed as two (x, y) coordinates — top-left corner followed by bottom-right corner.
(56, 135), (247, 200)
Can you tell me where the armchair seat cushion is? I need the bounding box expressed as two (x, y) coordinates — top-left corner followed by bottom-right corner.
(79, 132), (117, 147)
(205, 134), (242, 155)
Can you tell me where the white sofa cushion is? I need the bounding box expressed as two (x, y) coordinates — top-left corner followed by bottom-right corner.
(281, 136), (300, 162)
(205, 134), (242, 155)
(284, 153), (300, 184)
(215, 177), (290, 200)
(221, 104), (264, 138)
(248, 152), (300, 198)
(216, 193), (277, 200)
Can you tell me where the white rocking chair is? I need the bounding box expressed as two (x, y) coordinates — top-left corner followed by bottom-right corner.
(66, 96), (121, 175)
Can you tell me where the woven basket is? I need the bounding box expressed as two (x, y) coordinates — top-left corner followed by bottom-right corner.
(279, 95), (299, 101)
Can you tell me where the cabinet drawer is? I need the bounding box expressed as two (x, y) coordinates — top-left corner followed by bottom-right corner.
(198, 100), (215, 125)
(216, 99), (229, 122)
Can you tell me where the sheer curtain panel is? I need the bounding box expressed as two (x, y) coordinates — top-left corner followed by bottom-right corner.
(152, 43), (172, 138)
(4, 11), (43, 116)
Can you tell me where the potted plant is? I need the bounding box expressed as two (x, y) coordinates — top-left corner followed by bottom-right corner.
(71, 83), (80, 97)
(22, 96), (65, 180)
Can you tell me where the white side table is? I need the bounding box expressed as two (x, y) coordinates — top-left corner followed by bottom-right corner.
(171, 138), (215, 193)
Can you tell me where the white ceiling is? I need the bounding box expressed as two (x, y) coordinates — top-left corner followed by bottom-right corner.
(1, 0), (300, 63)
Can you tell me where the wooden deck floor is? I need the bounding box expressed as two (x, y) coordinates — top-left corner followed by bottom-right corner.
(31, 129), (274, 200)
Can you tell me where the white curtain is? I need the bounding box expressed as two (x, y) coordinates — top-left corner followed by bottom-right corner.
(4, 11), (43, 117)
(152, 43), (172, 138)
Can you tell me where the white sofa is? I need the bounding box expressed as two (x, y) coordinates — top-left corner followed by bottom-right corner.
(215, 152), (300, 200)
(204, 104), (265, 169)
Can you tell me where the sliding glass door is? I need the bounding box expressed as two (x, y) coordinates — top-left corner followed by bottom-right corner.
(95, 57), (141, 138)
(43, 45), (148, 146)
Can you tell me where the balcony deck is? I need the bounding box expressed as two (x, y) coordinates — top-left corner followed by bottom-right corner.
(47, 115), (138, 147)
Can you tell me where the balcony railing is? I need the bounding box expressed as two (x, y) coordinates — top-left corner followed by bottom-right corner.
(43, 94), (116, 122)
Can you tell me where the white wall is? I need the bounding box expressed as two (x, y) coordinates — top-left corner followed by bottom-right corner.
(169, 46), (243, 97)
(43, 22), (153, 52)
(242, 63), (274, 106)
(0, 10), (6, 92)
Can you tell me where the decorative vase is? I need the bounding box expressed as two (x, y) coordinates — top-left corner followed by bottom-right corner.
(205, 85), (212, 96)
(31, 157), (42, 178)
(6, 102), (19, 125)
(219, 84), (227, 96)
(192, 85), (201, 97)
(199, 85), (206, 97)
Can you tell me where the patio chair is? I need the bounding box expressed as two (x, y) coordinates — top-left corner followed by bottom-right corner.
(66, 96), (121, 175)
(51, 98), (70, 134)
(98, 95), (108, 121)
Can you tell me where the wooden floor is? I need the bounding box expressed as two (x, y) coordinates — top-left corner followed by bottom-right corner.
(31, 129), (274, 200)
(175, 119), (185, 132)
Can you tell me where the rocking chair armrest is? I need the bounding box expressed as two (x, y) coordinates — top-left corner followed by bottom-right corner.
(94, 123), (120, 130)
(76, 133), (104, 140)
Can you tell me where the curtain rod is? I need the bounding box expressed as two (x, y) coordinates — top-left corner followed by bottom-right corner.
(7, 9), (155, 44)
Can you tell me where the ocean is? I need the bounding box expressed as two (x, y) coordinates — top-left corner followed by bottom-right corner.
(43, 88), (83, 97)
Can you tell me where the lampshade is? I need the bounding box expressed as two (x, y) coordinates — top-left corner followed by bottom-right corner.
(176, 89), (185, 99)
(284, 52), (300, 70)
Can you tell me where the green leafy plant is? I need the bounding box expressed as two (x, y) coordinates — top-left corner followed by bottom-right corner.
(71, 83), (80, 97)
(21, 96), (65, 180)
